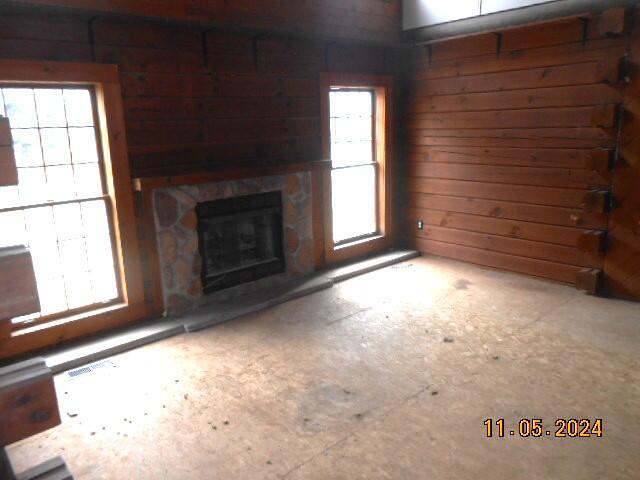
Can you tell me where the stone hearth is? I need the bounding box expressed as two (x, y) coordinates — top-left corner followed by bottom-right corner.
(153, 172), (313, 315)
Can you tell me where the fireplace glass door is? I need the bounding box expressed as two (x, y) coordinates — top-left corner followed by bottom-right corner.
(196, 191), (285, 293)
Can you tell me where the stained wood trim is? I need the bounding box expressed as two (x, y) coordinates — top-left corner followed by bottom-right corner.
(0, 59), (119, 84)
(135, 191), (164, 319)
(320, 72), (395, 266)
(96, 81), (145, 308)
(0, 359), (60, 446)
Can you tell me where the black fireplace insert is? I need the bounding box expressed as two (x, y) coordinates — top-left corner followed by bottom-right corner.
(196, 191), (285, 293)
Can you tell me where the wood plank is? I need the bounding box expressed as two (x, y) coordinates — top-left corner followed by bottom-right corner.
(134, 159), (329, 191)
(120, 72), (215, 98)
(429, 33), (498, 62)
(92, 18), (202, 51)
(413, 237), (581, 284)
(500, 15), (614, 52)
(410, 224), (602, 268)
(407, 127), (614, 141)
(0, 58), (118, 84)
(0, 11), (88, 42)
(411, 61), (616, 96)
(408, 162), (609, 189)
(129, 137), (322, 176)
(94, 45), (207, 74)
(408, 105), (617, 130)
(412, 37), (626, 80)
(408, 207), (586, 247)
(409, 193), (607, 230)
(134, 191), (164, 318)
(501, 18), (583, 52)
(409, 135), (614, 149)
(407, 178), (586, 209)
(408, 146), (610, 169)
(0, 247), (40, 321)
(409, 84), (622, 113)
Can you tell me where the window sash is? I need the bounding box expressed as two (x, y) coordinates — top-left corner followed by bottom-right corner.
(0, 85), (123, 327)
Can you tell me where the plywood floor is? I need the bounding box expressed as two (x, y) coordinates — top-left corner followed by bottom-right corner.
(7, 256), (640, 479)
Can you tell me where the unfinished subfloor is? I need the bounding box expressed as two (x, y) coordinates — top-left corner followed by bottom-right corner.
(7, 256), (640, 479)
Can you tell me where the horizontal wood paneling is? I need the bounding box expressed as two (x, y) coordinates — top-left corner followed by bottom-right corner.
(404, 13), (625, 287)
(5, 0), (401, 44)
(410, 84), (621, 114)
(0, 9), (396, 177)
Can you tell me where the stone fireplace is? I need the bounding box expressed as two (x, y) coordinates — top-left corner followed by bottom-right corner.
(152, 172), (313, 315)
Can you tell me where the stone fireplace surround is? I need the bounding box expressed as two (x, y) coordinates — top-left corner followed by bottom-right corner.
(152, 172), (314, 315)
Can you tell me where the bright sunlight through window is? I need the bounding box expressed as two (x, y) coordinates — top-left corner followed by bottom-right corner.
(0, 87), (119, 324)
(329, 90), (377, 244)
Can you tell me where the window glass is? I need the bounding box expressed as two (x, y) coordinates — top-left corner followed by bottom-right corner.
(0, 86), (120, 322)
(329, 89), (378, 243)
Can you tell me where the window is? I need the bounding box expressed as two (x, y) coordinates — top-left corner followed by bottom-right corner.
(0, 87), (119, 327)
(320, 73), (394, 265)
(0, 60), (145, 360)
(329, 89), (377, 244)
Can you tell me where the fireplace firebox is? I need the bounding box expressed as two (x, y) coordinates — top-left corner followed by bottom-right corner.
(196, 191), (285, 293)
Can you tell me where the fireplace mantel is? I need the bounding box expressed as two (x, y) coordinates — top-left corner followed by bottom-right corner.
(132, 160), (331, 192)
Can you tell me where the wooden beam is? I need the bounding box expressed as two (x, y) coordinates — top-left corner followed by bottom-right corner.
(0, 59), (119, 84)
(0, 247), (40, 323)
(0, 118), (17, 187)
(581, 189), (610, 213)
(577, 230), (607, 255)
(133, 160), (331, 191)
(597, 7), (627, 37)
(576, 268), (603, 294)
(0, 358), (60, 446)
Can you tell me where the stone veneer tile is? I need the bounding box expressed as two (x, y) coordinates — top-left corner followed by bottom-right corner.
(153, 172), (314, 316)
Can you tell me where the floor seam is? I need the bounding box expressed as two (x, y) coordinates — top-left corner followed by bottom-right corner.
(279, 433), (353, 479)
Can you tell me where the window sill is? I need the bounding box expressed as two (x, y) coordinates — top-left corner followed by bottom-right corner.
(1, 301), (147, 361)
(334, 234), (384, 251)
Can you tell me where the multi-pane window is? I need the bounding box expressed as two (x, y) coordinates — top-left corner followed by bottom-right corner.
(329, 89), (377, 244)
(0, 87), (119, 325)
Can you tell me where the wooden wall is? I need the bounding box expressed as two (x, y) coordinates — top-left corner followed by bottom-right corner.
(605, 10), (640, 299)
(5, 0), (401, 44)
(0, 8), (399, 177)
(403, 12), (629, 287)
